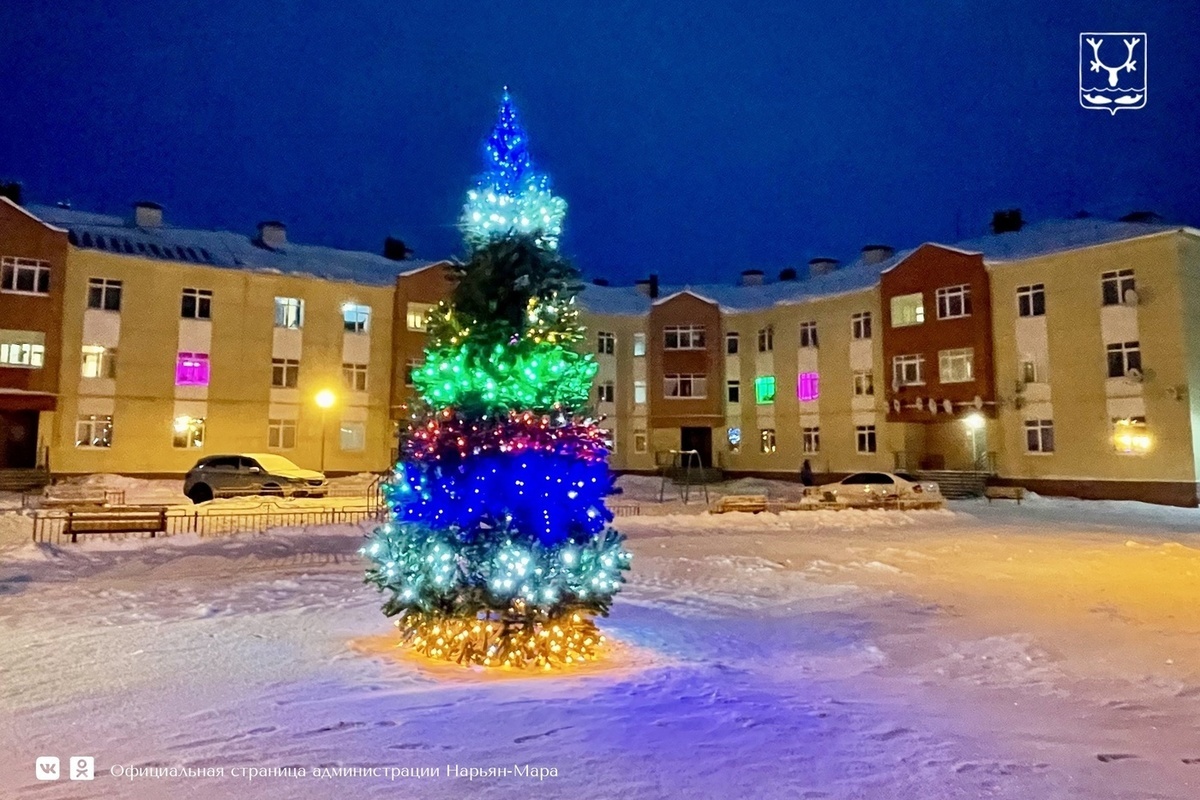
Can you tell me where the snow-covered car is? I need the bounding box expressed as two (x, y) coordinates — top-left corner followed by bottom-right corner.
(184, 453), (328, 503)
(815, 471), (940, 506)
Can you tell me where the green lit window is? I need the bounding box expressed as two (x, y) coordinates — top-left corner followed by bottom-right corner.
(755, 375), (776, 404)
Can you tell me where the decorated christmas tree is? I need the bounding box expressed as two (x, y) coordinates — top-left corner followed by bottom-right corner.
(361, 90), (630, 669)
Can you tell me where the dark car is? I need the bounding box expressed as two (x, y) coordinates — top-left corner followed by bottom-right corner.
(183, 453), (328, 503)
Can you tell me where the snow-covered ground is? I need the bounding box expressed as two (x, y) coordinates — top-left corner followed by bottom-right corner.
(2, 484), (1200, 799)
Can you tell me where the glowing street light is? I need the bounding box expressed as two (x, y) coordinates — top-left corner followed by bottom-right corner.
(962, 412), (986, 470)
(315, 390), (336, 473)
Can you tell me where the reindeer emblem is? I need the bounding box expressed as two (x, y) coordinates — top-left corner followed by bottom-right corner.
(1080, 33), (1147, 113)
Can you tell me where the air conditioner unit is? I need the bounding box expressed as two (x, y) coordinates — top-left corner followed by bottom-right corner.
(1125, 367), (1144, 383)
(1123, 288), (1140, 306)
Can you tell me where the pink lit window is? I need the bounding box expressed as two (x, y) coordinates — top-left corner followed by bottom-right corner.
(175, 352), (210, 386)
(798, 371), (819, 401)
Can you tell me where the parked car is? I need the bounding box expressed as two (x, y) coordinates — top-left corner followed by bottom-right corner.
(184, 453), (328, 503)
(816, 471), (940, 506)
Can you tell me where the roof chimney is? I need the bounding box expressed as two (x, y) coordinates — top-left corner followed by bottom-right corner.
(383, 236), (412, 261)
(1119, 210), (1163, 224)
(257, 220), (287, 249)
(778, 267), (798, 282)
(591, 277), (610, 287)
(133, 201), (163, 228)
(740, 269), (765, 286)
(808, 257), (839, 277)
(991, 208), (1024, 234)
(0, 181), (22, 206)
(648, 273), (659, 299)
(859, 245), (894, 265)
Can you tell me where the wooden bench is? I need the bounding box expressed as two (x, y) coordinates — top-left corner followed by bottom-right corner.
(711, 494), (769, 514)
(61, 508), (168, 542)
(984, 486), (1026, 504)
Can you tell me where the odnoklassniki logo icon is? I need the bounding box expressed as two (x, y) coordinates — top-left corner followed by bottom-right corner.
(1080, 33), (1147, 113)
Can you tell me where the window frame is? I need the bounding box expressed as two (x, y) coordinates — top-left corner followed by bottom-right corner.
(1, 256), (51, 296)
(935, 284), (973, 320)
(726, 379), (740, 404)
(797, 371), (819, 401)
(172, 416), (206, 449)
(725, 332), (739, 355)
(267, 418), (297, 449)
(1024, 419), (1055, 453)
(892, 354), (925, 387)
(174, 351), (211, 386)
(757, 326), (774, 352)
(80, 345), (116, 379)
(1101, 269), (1136, 307)
(632, 332), (646, 357)
(274, 296), (304, 329)
(938, 347), (975, 384)
(855, 424), (877, 454)
(342, 303), (371, 334)
(181, 287), (213, 320)
(802, 426), (820, 454)
(633, 380), (647, 405)
(596, 380), (615, 403)
(663, 324), (706, 351)
(798, 321), (819, 349)
(596, 331), (616, 355)
(1016, 283), (1045, 318)
(890, 293), (925, 327)
(663, 373), (707, 399)
(1105, 341), (1142, 378)
(339, 421), (366, 452)
(87, 277), (123, 312)
(342, 362), (368, 392)
(759, 428), (777, 454)
(853, 370), (874, 396)
(75, 414), (113, 449)
(851, 311), (873, 340)
(271, 357), (300, 389)
(754, 375), (776, 404)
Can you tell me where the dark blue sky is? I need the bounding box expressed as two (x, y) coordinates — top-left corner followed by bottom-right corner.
(2, 1), (1197, 283)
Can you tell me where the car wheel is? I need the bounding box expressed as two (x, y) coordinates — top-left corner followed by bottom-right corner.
(188, 484), (213, 504)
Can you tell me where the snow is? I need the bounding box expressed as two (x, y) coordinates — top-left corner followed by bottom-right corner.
(3, 487), (1200, 798)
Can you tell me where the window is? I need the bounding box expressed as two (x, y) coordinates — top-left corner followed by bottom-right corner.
(632, 333), (646, 357)
(343, 303), (370, 333)
(173, 416), (205, 449)
(856, 425), (877, 454)
(0, 332), (45, 368)
(1019, 358), (1038, 384)
(726, 332), (740, 355)
(268, 419), (297, 449)
(727, 427), (742, 453)
(760, 428), (777, 454)
(664, 373), (706, 398)
(1102, 269), (1136, 306)
(757, 326), (774, 352)
(1112, 417), (1150, 454)
(1025, 419), (1055, 453)
(852, 311), (873, 340)
(75, 415), (112, 448)
(596, 381), (615, 403)
(726, 380), (740, 403)
(663, 324), (705, 350)
(404, 359), (421, 387)
(892, 354), (924, 387)
(87, 278), (122, 311)
(802, 427), (820, 454)
(597, 331), (615, 355)
(340, 421), (366, 451)
(81, 345), (116, 379)
(799, 321), (819, 348)
(1017, 284), (1045, 317)
(274, 297), (304, 329)
(798, 372), (820, 401)
(938, 348), (975, 384)
(343, 362), (368, 392)
(272, 358), (300, 388)
(634, 429), (648, 453)
(936, 284), (972, 319)
(1, 257), (51, 295)
(853, 370), (874, 396)
(406, 302), (433, 331)
(890, 293), (925, 327)
(633, 380), (647, 405)
(181, 288), (212, 320)
(1106, 341), (1141, 378)
(175, 352), (210, 386)
(755, 375), (776, 404)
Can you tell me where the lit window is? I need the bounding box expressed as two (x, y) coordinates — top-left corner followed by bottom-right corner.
(663, 325), (706, 350)
(726, 332), (739, 354)
(181, 288), (212, 320)
(343, 362), (368, 392)
(175, 352), (210, 386)
(664, 373), (706, 398)
(0, 337), (45, 368)
(404, 359), (422, 387)
(1, 257), (51, 295)
(274, 297), (304, 329)
(81, 345), (116, 379)
(1106, 341), (1141, 378)
(271, 358), (300, 388)
(406, 302), (433, 332)
(798, 372), (819, 401)
(757, 326), (774, 352)
(1017, 284), (1045, 317)
(634, 429), (648, 453)
(75, 415), (113, 448)
(596, 381), (615, 403)
(935, 285), (972, 319)
(268, 418), (297, 449)
(802, 427), (820, 454)
(1025, 419), (1054, 453)
(173, 416), (205, 449)
(726, 380), (740, 403)
(87, 278), (122, 311)
(340, 421), (366, 451)
(597, 331), (615, 355)
(727, 427), (742, 453)
(799, 321), (818, 348)
(856, 425), (877, 454)
(851, 311), (872, 340)
(853, 370), (874, 396)
(892, 354), (924, 387)
(755, 375), (776, 404)
(633, 380), (647, 405)
(1112, 417), (1149, 454)
(938, 348), (975, 383)
(343, 303), (370, 333)
(890, 293), (925, 327)
(1019, 358), (1038, 384)
(760, 428), (776, 454)
(632, 333), (646, 357)
(1101, 270), (1136, 306)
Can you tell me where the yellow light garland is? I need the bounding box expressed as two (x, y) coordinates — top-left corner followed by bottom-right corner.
(398, 610), (605, 670)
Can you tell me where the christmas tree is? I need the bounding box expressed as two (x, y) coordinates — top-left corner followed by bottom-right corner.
(361, 90), (630, 669)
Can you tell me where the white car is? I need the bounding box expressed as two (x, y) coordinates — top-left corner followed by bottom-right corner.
(815, 471), (941, 506)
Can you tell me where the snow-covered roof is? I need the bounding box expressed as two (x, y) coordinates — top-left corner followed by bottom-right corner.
(26, 204), (445, 287)
(578, 217), (1195, 315)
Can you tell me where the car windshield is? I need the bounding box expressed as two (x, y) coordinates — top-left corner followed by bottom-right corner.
(249, 454), (305, 472)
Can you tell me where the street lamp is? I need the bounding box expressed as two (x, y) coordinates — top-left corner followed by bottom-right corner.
(315, 389), (336, 473)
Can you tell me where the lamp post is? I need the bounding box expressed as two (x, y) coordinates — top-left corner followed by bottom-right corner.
(315, 389), (336, 473)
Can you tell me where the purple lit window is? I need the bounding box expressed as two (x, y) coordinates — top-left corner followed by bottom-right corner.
(175, 352), (210, 386)
(798, 371), (819, 401)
